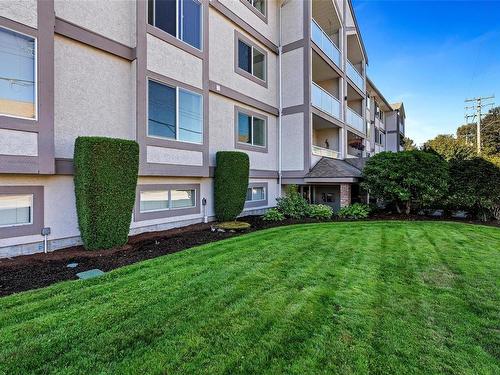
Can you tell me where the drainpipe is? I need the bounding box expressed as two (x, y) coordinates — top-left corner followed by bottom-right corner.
(278, 1), (290, 197)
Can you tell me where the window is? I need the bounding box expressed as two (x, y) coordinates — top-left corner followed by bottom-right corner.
(237, 112), (266, 147)
(245, 0), (266, 16)
(374, 127), (385, 145)
(171, 189), (195, 209)
(148, 79), (203, 144)
(246, 187), (266, 202)
(148, 0), (202, 50)
(140, 190), (169, 213)
(237, 39), (266, 81)
(0, 194), (33, 227)
(0, 27), (36, 119)
(139, 189), (195, 213)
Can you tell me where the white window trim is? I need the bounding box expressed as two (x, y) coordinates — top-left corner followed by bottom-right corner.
(0, 25), (38, 121)
(149, 0), (203, 51)
(0, 194), (34, 228)
(146, 78), (203, 145)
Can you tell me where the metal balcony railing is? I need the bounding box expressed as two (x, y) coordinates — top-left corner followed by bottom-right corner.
(311, 82), (341, 119)
(311, 19), (341, 68)
(346, 107), (364, 133)
(346, 60), (364, 91)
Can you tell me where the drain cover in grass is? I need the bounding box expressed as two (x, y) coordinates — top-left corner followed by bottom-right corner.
(76, 269), (105, 280)
(67, 263), (78, 268)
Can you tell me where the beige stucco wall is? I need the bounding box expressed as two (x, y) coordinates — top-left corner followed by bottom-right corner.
(147, 34), (203, 89)
(282, 47), (304, 108)
(208, 94), (278, 171)
(218, 0), (279, 44)
(0, 129), (37, 156)
(54, 36), (135, 158)
(0, 0), (37, 28)
(0, 175), (79, 249)
(282, 112), (304, 171)
(209, 10), (277, 107)
(313, 127), (339, 150)
(54, 0), (135, 46)
(281, 0), (303, 45)
(146, 146), (204, 166)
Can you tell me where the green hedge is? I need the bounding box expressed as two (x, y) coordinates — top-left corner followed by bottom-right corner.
(214, 151), (249, 221)
(74, 137), (139, 250)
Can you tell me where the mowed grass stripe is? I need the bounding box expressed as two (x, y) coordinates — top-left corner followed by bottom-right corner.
(0, 222), (498, 375)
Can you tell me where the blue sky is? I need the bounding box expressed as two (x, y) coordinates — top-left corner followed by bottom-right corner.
(352, 0), (500, 145)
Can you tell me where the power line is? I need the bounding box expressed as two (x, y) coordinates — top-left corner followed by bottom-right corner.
(464, 95), (495, 154)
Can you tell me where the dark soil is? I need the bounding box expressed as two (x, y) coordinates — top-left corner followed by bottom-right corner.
(0, 215), (497, 297)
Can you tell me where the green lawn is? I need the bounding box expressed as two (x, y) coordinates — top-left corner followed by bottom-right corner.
(1, 222), (499, 374)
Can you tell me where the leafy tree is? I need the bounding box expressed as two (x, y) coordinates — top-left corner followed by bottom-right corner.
(402, 136), (417, 151)
(423, 134), (474, 161)
(457, 107), (500, 157)
(361, 151), (448, 214)
(448, 157), (500, 221)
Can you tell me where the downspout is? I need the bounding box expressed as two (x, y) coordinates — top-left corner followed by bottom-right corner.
(278, 1), (289, 197)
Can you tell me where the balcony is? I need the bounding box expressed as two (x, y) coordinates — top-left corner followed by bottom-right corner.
(346, 107), (364, 133)
(311, 82), (340, 120)
(347, 60), (364, 91)
(311, 19), (341, 68)
(312, 145), (340, 159)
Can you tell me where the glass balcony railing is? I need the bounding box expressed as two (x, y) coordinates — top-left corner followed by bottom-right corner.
(311, 19), (341, 68)
(346, 107), (364, 133)
(312, 145), (340, 159)
(311, 82), (341, 119)
(346, 60), (364, 91)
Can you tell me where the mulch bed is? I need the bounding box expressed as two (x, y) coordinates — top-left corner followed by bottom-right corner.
(0, 215), (497, 297)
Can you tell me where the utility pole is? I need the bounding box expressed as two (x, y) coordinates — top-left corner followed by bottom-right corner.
(464, 95), (495, 154)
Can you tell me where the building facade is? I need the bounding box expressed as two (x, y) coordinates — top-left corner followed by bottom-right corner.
(0, 0), (405, 257)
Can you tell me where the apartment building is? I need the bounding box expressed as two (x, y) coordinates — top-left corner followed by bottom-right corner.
(365, 78), (407, 154)
(0, 0), (405, 257)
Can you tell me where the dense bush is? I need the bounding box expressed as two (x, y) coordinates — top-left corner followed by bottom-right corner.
(362, 151), (448, 214)
(276, 185), (309, 219)
(337, 203), (371, 220)
(308, 204), (333, 220)
(74, 137), (139, 250)
(214, 151), (249, 221)
(262, 208), (285, 221)
(448, 157), (500, 221)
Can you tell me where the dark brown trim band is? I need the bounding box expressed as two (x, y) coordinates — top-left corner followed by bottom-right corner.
(55, 17), (136, 61)
(282, 39), (305, 53)
(209, 81), (278, 116)
(147, 24), (203, 60)
(282, 104), (307, 116)
(240, 0), (268, 24)
(210, 0), (278, 54)
(134, 184), (201, 222)
(209, 167), (278, 179)
(0, 185), (44, 239)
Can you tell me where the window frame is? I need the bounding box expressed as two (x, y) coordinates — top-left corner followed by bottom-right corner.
(134, 184), (200, 222)
(0, 25), (38, 121)
(146, 77), (204, 145)
(148, 0), (203, 51)
(244, 182), (268, 209)
(234, 106), (268, 153)
(240, 0), (268, 23)
(0, 186), (43, 239)
(234, 31), (268, 88)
